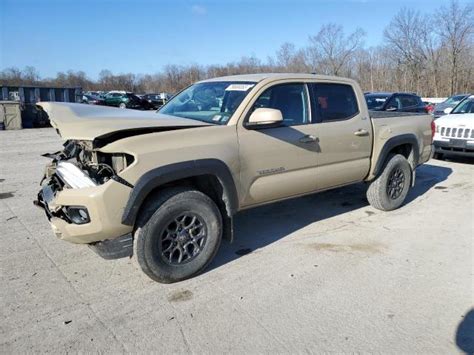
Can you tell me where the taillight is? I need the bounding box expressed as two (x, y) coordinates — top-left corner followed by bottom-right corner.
(431, 120), (436, 140)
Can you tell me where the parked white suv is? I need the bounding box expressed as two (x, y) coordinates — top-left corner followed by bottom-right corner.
(433, 95), (474, 159)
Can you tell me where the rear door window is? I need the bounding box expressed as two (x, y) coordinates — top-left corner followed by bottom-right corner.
(309, 83), (359, 122)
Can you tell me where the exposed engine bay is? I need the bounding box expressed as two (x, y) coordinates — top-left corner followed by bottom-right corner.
(42, 140), (134, 189)
(35, 140), (134, 225)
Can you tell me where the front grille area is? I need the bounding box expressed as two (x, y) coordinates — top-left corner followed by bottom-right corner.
(439, 126), (473, 139)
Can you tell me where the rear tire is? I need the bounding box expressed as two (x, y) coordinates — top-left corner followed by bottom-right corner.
(367, 154), (412, 211)
(134, 188), (222, 283)
(119, 103), (126, 109)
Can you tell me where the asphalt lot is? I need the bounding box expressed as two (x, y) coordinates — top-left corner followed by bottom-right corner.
(1, 127), (473, 353)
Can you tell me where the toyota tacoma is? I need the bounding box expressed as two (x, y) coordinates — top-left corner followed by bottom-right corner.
(35, 74), (434, 283)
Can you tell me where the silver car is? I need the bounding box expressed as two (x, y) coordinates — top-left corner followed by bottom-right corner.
(433, 94), (470, 118)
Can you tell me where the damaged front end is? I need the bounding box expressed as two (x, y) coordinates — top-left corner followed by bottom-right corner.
(34, 140), (134, 255)
(40, 140), (134, 188)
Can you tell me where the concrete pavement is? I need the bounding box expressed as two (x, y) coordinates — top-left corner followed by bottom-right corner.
(1, 128), (473, 353)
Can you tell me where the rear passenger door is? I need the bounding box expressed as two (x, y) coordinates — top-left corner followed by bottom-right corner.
(309, 83), (372, 189)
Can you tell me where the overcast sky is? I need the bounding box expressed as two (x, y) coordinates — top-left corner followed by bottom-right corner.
(1, 0), (468, 79)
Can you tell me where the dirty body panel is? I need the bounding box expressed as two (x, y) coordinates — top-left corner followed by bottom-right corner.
(368, 112), (433, 180)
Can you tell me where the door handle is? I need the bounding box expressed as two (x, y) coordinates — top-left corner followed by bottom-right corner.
(354, 129), (369, 137)
(299, 134), (318, 143)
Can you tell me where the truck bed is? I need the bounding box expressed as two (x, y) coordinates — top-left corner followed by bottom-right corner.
(367, 111), (433, 180)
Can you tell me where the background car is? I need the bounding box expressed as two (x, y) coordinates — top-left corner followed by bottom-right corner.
(433, 94), (470, 118)
(81, 94), (105, 105)
(423, 101), (435, 114)
(433, 95), (474, 159)
(83, 91), (106, 98)
(365, 92), (427, 113)
(103, 92), (154, 110)
(142, 93), (169, 109)
(448, 95), (474, 115)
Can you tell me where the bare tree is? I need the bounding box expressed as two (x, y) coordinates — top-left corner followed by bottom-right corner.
(275, 42), (296, 69)
(383, 8), (429, 93)
(0, 67), (23, 85)
(22, 66), (40, 84)
(273, 43), (311, 72)
(308, 24), (366, 76)
(435, 0), (474, 94)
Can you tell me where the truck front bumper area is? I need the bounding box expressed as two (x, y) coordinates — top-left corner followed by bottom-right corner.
(434, 140), (474, 158)
(35, 177), (134, 247)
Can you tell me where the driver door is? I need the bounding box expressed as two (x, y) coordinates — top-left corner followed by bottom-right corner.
(237, 83), (319, 207)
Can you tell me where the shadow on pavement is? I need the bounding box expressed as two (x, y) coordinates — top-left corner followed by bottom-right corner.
(456, 309), (474, 354)
(405, 163), (452, 204)
(208, 163), (452, 272)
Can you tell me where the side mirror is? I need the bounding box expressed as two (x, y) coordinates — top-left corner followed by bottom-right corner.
(247, 108), (283, 128)
(444, 107), (453, 114)
(386, 106), (397, 112)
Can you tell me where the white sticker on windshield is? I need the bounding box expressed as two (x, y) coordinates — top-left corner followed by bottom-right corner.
(225, 84), (255, 91)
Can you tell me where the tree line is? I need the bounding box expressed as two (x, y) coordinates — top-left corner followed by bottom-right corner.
(1, 0), (472, 98)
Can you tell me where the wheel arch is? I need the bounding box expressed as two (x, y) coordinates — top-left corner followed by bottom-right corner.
(121, 159), (239, 229)
(372, 134), (420, 178)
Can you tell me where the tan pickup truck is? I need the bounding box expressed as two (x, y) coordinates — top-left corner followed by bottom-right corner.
(36, 73), (434, 283)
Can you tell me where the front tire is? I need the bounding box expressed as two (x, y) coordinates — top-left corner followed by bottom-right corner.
(367, 154), (412, 211)
(134, 188), (222, 283)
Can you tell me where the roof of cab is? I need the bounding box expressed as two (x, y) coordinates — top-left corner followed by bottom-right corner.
(199, 73), (353, 83)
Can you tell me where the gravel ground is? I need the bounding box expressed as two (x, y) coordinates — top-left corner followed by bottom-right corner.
(1, 128), (473, 353)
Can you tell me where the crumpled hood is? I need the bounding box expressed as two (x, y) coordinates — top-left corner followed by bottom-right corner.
(38, 102), (210, 141)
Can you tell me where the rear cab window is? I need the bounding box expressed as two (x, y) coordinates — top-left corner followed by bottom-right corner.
(400, 95), (420, 108)
(365, 94), (389, 110)
(309, 83), (359, 122)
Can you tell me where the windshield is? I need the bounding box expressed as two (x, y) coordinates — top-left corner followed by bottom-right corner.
(451, 96), (474, 114)
(159, 81), (256, 124)
(445, 95), (467, 105)
(365, 94), (389, 110)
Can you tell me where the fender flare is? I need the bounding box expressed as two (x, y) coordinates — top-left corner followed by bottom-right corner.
(121, 159), (239, 226)
(373, 134), (420, 177)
